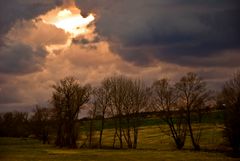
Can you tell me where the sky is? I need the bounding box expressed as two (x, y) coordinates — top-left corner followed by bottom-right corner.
(0, 0), (239, 112)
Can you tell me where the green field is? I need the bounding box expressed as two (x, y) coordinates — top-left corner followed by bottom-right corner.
(0, 123), (238, 161)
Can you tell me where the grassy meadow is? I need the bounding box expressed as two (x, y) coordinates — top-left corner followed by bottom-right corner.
(0, 118), (238, 161)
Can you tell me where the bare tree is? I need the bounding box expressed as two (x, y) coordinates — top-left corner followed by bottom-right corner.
(219, 72), (240, 154)
(87, 103), (98, 148)
(93, 79), (112, 148)
(107, 76), (130, 148)
(152, 79), (187, 149)
(175, 73), (211, 150)
(0, 111), (28, 137)
(126, 79), (149, 149)
(105, 75), (149, 149)
(52, 77), (91, 148)
(120, 78), (133, 148)
(30, 105), (51, 144)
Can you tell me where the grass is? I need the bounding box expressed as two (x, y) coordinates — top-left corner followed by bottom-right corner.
(0, 137), (238, 161)
(80, 110), (225, 131)
(0, 123), (238, 161)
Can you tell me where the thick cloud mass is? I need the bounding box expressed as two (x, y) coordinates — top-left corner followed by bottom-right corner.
(77, 0), (240, 67)
(0, 0), (63, 75)
(0, 42), (47, 74)
(0, 0), (240, 112)
(0, 84), (22, 104)
(0, 0), (62, 39)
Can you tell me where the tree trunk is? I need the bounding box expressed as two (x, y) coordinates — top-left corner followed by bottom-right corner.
(89, 119), (93, 148)
(126, 116), (132, 148)
(55, 122), (64, 147)
(119, 116), (123, 149)
(133, 127), (138, 149)
(99, 116), (104, 148)
(187, 112), (200, 150)
(175, 137), (185, 150)
(113, 129), (117, 148)
(119, 128), (123, 149)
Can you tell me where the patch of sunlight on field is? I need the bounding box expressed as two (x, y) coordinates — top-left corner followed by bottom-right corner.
(137, 125), (174, 150)
(78, 124), (226, 150)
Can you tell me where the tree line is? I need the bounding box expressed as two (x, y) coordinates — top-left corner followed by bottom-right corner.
(0, 72), (239, 153)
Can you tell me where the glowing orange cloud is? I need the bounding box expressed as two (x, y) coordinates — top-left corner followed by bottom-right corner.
(41, 7), (94, 38)
(38, 5), (96, 54)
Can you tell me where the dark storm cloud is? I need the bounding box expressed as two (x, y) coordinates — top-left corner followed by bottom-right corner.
(77, 0), (240, 67)
(0, 103), (34, 113)
(0, 85), (22, 104)
(0, 41), (47, 75)
(0, 0), (70, 75)
(0, 0), (63, 44)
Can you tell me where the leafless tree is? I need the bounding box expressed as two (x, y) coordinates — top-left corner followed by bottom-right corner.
(152, 79), (187, 149)
(30, 105), (51, 144)
(0, 111), (28, 137)
(93, 79), (112, 148)
(219, 71), (240, 153)
(52, 77), (91, 148)
(107, 76), (130, 148)
(105, 75), (149, 149)
(175, 73), (211, 150)
(125, 79), (150, 149)
(87, 103), (98, 148)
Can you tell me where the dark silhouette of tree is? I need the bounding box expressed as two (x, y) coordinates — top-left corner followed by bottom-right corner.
(152, 79), (187, 149)
(93, 79), (111, 148)
(0, 114), (3, 136)
(107, 76), (129, 148)
(0, 112), (29, 137)
(124, 79), (149, 149)
(220, 72), (240, 154)
(29, 105), (51, 144)
(85, 102), (98, 148)
(52, 77), (91, 148)
(175, 73), (211, 150)
(104, 75), (149, 149)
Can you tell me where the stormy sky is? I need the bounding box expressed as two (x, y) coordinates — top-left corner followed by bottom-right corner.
(0, 0), (239, 112)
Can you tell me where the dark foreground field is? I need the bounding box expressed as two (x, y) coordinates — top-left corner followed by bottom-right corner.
(0, 124), (239, 161)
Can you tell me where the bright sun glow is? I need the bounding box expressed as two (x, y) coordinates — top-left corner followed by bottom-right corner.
(41, 8), (95, 38)
(39, 6), (96, 54)
(54, 9), (94, 37)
